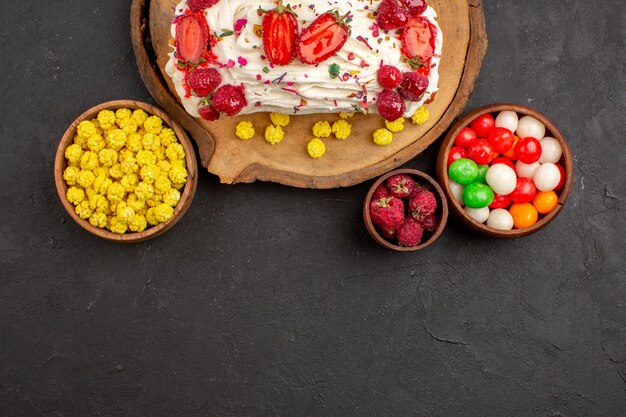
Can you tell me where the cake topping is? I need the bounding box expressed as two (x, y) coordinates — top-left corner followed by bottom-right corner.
(187, 0), (219, 11)
(376, 0), (410, 31)
(262, 0), (299, 66)
(377, 65), (403, 89)
(398, 71), (429, 101)
(211, 84), (248, 116)
(377, 89), (406, 121)
(296, 10), (352, 65)
(400, 0), (427, 16)
(186, 67), (222, 97)
(400, 16), (436, 66)
(175, 12), (210, 63)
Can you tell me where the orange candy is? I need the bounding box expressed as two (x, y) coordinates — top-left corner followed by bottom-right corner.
(533, 190), (559, 214)
(509, 203), (538, 229)
(502, 135), (520, 160)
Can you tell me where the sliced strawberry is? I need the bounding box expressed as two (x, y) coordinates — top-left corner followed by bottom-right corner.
(176, 12), (210, 63)
(262, 0), (299, 66)
(296, 11), (351, 65)
(400, 16), (436, 65)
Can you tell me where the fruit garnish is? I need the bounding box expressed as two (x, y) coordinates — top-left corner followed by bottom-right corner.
(176, 13), (210, 63)
(198, 102), (220, 121)
(377, 90), (406, 122)
(186, 67), (222, 97)
(262, 0), (299, 66)
(398, 71), (429, 102)
(400, 0), (427, 16)
(211, 84), (248, 116)
(296, 10), (351, 65)
(376, 0), (410, 31)
(187, 0), (219, 11)
(377, 65), (402, 89)
(370, 196), (405, 230)
(400, 16), (436, 65)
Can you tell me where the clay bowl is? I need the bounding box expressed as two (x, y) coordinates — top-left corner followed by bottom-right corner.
(54, 100), (198, 243)
(363, 169), (448, 252)
(436, 103), (573, 238)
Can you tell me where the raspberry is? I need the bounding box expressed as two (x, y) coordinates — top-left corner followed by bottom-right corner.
(372, 184), (391, 200)
(386, 174), (416, 198)
(211, 85), (248, 116)
(398, 72), (429, 102)
(187, 67), (221, 97)
(397, 217), (423, 247)
(377, 65), (403, 89)
(377, 90), (406, 122)
(380, 227), (397, 240)
(198, 103), (220, 121)
(187, 0), (219, 11)
(376, 0), (410, 31)
(370, 196), (405, 230)
(400, 0), (427, 16)
(420, 214), (439, 232)
(409, 188), (437, 220)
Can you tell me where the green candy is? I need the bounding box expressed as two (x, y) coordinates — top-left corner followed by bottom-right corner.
(448, 158), (478, 185)
(463, 182), (495, 208)
(476, 165), (489, 183)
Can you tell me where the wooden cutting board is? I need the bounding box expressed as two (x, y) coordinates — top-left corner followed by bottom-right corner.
(131, 0), (487, 188)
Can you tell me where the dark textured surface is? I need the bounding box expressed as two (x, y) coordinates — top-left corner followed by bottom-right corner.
(1, 0), (625, 416)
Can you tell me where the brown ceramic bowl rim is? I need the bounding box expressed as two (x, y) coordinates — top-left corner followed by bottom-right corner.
(436, 103), (574, 238)
(363, 169), (449, 252)
(54, 100), (198, 243)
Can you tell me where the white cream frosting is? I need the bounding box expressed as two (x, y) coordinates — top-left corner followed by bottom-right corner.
(165, 0), (443, 117)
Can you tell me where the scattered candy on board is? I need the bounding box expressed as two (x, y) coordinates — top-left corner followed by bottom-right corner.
(447, 110), (565, 231)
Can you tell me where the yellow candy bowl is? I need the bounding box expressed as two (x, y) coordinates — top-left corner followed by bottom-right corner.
(54, 100), (198, 243)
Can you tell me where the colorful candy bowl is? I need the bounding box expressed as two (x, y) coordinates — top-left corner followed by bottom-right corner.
(436, 103), (573, 238)
(364, 169), (448, 252)
(54, 100), (198, 243)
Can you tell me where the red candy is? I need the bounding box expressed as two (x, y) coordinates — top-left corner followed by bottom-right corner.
(509, 177), (537, 204)
(491, 157), (516, 171)
(448, 146), (468, 167)
(555, 163), (566, 190)
(470, 113), (495, 138)
(515, 137), (542, 164)
(487, 127), (515, 154)
(468, 139), (495, 165)
(454, 127), (477, 148)
(489, 193), (512, 209)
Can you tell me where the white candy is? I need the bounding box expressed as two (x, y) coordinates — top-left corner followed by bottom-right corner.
(539, 137), (563, 164)
(515, 161), (541, 179)
(449, 180), (465, 206)
(533, 163), (561, 191)
(495, 111), (519, 132)
(486, 164), (517, 195)
(464, 206), (490, 224)
(516, 115), (546, 140)
(487, 209), (514, 230)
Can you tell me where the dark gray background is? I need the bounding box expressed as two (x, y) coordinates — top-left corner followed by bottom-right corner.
(1, 0), (625, 416)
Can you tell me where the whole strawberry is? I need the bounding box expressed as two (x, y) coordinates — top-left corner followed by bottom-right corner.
(187, 67), (221, 97)
(198, 103), (220, 121)
(398, 71), (429, 102)
(409, 188), (437, 220)
(370, 196), (405, 230)
(377, 90), (406, 122)
(211, 84), (247, 116)
(420, 213), (439, 232)
(187, 0), (219, 11)
(386, 174), (416, 198)
(372, 184), (391, 200)
(397, 217), (423, 247)
(376, 0), (410, 31)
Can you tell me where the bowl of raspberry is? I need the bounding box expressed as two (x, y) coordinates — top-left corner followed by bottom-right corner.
(364, 169), (448, 251)
(436, 103), (573, 238)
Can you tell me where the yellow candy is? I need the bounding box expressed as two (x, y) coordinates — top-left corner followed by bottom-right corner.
(166, 143), (185, 161)
(87, 134), (105, 152)
(331, 120), (352, 140)
(106, 129), (127, 151)
(159, 128), (177, 146)
(264, 125), (284, 145)
(235, 121), (255, 140)
(75, 201), (93, 219)
(63, 166), (80, 186)
(373, 128), (393, 146)
(169, 165), (187, 185)
(77, 170), (96, 188)
(339, 112), (355, 119)
(154, 204), (174, 223)
(120, 173), (139, 192)
(118, 118), (138, 135)
(108, 164), (123, 179)
(97, 110), (116, 130)
(410, 106), (430, 125)
(107, 182), (125, 204)
(98, 148), (117, 167)
(312, 121), (332, 138)
(120, 158), (139, 174)
(107, 216), (128, 234)
(142, 133), (161, 151)
(66, 186), (85, 205)
(157, 160), (171, 173)
(154, 175), (172, 194)
(163, 188), (181, 207)
(136, 150), (157, 166)
(128, 214), (148, 233)
(143, 115), (163, 134)
(89, 194), (109, 213)
(307, 139), (326, 159)
(80, 151), (99, 171)
(126, 193), (146, 213)
(269, 113), (290, 127)
(146, 207), (159, 226)
(115, 108), (132, 121)
(135, 182), (154, 201)
(89, 212), (108, 228)
(132, 109), (149, 127)
(385, 117), (405, 133)
(64, 144), (83, 166)
(77, 120), (97, 139)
